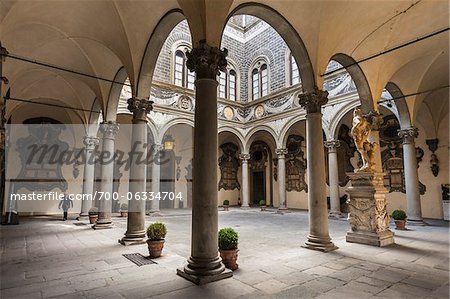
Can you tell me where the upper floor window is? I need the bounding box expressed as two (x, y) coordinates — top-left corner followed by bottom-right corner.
(251, 61), (269, 100)
(174, 49), (195, 90)
(290, 54), (300, 85)
(218, 67), (238, 101)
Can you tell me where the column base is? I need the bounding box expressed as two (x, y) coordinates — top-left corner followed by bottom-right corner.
(240, 205), (250, 209)
(346, 230), (394, 247)
(92, 221), (114, 230)
(177, 256), (232, 285)
(302, 234), (338, 252)
(147, 211), (162, 217)
(406, 219), (426, 226)
(328, 211), (344, 219)
(119, 237), (146, 246)
(79, 212), (89, 217)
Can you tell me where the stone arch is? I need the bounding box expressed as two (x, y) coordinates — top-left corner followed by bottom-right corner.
(329, 100), (360, 140)
(105, 67), (128, 122)
(223, 3), (316, 92)
(158, 117), (194, 144)
(136, 9), (186, 99)
(245, 126), (278, 153)
(385, 82), (412, 129)
(329, 53), (374, 113)
(218, 127), (245, 152)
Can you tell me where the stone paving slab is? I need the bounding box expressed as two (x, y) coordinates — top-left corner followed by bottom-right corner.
(0, 210), (448, 298)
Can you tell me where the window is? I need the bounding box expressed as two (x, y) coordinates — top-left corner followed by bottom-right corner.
(173, 49), (195, 90)
(251, 61), (269, 100)
(229, 70), (236, 101)
(219, 71), (227, 98)
(290, 54), (300, 85)
(217, 67), (238, 100)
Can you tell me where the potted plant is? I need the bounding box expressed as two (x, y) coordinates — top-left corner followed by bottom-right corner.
(146, 222), (167, 258)
(223, 199), (230, 211)
(259, 199), (266, 211)
(392, 209), (407, 230)
(88, 207), (98, 224)
(120, 203), (128, 217)
(218, 228), (239, 270)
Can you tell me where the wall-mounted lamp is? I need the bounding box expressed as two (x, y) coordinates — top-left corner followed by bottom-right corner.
(163, 134), (175, 151)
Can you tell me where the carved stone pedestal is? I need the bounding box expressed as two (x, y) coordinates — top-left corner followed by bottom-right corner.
(346, 172), (394, 247)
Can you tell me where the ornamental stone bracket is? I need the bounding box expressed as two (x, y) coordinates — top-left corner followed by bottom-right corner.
(345, 172), (394, 247)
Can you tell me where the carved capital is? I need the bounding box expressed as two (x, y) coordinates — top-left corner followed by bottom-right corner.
(127, 97), (153, 121)
(151, 143), (164, 156)
(100, 121), (119, 139)
(186, 40), (228, 79)
(364, 110), (383, 130)
(83, 135), (99, 150)
(398, 127), (418, 144)
(324, 140), (341, 152)
(298, 88), (328, 114)
(239, 153), (250, 161)
(275, 148), (287, 158)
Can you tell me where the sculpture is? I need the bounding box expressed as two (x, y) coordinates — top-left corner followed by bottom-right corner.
(351, 108), (377, 172)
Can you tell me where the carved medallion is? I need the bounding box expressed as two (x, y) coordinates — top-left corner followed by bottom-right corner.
(223, 106), (234, 120)
(255, 105), (265, 119)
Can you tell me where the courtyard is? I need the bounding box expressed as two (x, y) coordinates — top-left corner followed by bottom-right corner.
(0, 209), (448, 299)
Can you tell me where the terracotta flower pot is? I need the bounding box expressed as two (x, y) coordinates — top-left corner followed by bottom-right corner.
(121, 211), (128, 217)
(89, 215), (98, 224)
(147, 239), (165, 258)
(395, 220), (406, 230)
(220, 248), (239, 270)
(224, 205), (229, 211)
(260, 205), (266, 211)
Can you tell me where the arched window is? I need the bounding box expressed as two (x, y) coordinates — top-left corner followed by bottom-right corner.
(218, 71), (227, 98)
(173, 49), (195, 90)
(229, 70), (237, 101)
(251, 61), (269, 100)
(217, 67), (238, 100)
(290, 54), (300, 85)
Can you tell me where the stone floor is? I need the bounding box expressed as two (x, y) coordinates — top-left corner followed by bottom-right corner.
(0, 208), (449, 299)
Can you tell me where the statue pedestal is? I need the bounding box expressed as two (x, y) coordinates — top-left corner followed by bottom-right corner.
(346, 172), (394, 247)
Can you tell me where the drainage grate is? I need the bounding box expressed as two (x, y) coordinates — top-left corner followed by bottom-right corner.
(122, 253), (156, 266)
(73, 222), (87, 226)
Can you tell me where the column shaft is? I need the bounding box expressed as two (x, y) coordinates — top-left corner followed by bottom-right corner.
(177, 40), (231, 284)
(80, 136), (99, 216)
(299, 88), (337, 252)
(399, 128), (424, 224)
(150, 145), (162, 214)
(93, 121), (119, 229)
(240, 154), (250, 208)
(325, 140), (341, 217)
(276, 149), (287, 211)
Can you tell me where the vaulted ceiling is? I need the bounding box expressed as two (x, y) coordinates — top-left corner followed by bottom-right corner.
(1, 0), (448, 127)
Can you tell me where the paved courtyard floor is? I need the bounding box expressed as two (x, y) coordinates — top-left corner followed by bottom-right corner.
(0, 208), (449, 299)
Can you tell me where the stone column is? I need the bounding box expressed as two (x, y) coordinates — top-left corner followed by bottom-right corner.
(325, 140), (342, 218)
(149, 143), (163, 215)
(299, 88), (337, 252)
(276, 148), (287, 211)
(80, 135), (99, 217)
(120, 97), (153, 245)
(398, 127), (424, 225)
(93, 121), (119, 229)
(239, 153), (250, 208)
(177, 40), (232, 284)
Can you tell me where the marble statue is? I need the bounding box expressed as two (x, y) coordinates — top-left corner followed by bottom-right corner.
(351, 108), (377, 172)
